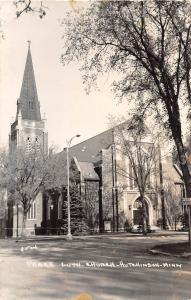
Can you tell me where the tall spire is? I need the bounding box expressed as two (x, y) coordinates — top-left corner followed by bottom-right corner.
(18, 41), (41, 121)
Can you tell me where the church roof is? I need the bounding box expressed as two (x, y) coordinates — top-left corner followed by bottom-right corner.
(78, 161), (100, 180)
(18, 42), (41, 121)
(67, 129), (114, 164)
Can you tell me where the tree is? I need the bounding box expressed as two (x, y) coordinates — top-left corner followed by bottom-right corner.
(13, 0), (47, 18)
(63, 184), (88, 235)
(114, 116), (159, 235)
(0, 145), (66, 237)
(163, 182), (182, 230)
(62, 1), (191, 197)
(0, 1), (47, 40)
(60, 158), (89, 235)
(0, 148), (8, 237)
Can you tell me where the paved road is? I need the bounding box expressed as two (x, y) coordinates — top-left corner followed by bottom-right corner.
(0, 233), (190, 300)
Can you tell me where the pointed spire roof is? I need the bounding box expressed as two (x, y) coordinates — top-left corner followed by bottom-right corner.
(17, 41), (41, 121)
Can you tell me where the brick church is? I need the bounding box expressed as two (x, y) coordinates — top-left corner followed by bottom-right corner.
(64, 127), (183, 233)
(4, 44), (183, 237)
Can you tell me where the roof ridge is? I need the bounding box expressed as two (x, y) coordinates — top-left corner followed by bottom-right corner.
(70, 127), (113, 149)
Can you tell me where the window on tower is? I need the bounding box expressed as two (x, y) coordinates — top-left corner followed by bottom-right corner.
(29, 101), (34, 109)
(26, 137), (31, 152)
(35, 137), (41, 152)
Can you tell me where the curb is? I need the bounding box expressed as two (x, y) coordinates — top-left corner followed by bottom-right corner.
(14, 236), (68, 243)
(10, 231), (188, 243)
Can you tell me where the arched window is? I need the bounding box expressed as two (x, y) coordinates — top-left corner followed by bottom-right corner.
(29, 101), (34, 109)
(128, 146), (153, 190)
(128, 161), (138, 190)
(27, 201), (36, 220)
(133, 198), (149, 226)
(47, 198), (51, 220)
(58, 196), (63, 219)
(35, 137), (41, 152)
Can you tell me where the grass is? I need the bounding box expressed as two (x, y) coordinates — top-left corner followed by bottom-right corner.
(152, 242), (191, 255)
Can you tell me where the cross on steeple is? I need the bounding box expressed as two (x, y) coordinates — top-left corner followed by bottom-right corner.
(27, 40), (31, 49)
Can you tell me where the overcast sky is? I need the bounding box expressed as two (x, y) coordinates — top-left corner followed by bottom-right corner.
(0, 0), (129, 151)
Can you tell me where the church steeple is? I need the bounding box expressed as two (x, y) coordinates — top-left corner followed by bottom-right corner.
(18, 41), (41, 121)
(10, 42), (48, 156)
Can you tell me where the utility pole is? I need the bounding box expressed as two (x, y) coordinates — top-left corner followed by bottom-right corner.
(66, 134), (80, 240)
(182, 190), (191, 249)
(188, 205), (191, 249)
(16, 200), (19, 238)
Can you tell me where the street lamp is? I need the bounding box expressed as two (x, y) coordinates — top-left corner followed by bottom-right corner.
(16, 199), (19, 238)
(66, 134), (80, 240)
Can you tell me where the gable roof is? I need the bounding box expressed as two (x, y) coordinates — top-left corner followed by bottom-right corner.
(78, 161), (100, 180)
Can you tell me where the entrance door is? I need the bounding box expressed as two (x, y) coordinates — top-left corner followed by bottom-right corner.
(133, 198), (149, 226)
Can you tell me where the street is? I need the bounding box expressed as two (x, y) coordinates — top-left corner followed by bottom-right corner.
(0, 232), (190, 300)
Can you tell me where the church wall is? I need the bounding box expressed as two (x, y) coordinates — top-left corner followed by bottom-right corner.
(71, 158), (100, 233)
(19, 120), (46, 145)
(0, 189), (7, 238)
(12, 192), (43, 237)
(116, 190), (159, 231)
(83, 180), (100, 232)
(99, 135), (162, 232)
(25, 192), (43, 236)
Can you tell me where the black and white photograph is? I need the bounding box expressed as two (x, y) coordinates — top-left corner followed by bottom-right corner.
(0, 1), (191, 299)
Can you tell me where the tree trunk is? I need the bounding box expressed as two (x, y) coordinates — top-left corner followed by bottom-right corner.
(141, 195), (148, 236)
(175, 138), (191, 197)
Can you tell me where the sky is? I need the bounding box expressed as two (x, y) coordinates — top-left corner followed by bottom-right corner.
(0, 0), (129, 151)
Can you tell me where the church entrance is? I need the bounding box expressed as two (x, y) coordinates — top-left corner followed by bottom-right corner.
(133, 198), (149, 226)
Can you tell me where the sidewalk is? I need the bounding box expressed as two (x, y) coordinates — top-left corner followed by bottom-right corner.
(11, 230), (188, 243)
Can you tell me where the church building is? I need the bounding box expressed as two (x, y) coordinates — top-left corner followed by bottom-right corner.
(8, 42), (48, 237)
(4, 43), (183, 237)
(57, 123), (183, 233)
